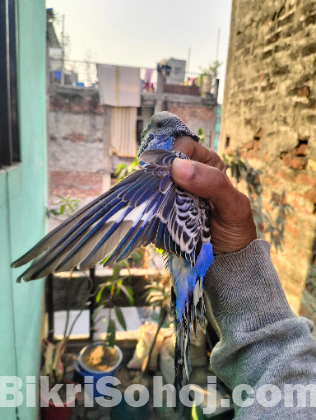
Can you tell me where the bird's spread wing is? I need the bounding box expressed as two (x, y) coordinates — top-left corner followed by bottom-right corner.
(12, 149), (210, 282)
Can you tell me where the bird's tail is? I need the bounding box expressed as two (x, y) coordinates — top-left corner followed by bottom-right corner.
(172, 279), (206, 411)
(168, 243), (213, 411)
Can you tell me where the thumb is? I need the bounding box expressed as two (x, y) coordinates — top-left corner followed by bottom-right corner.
(170, 158), (245, 216)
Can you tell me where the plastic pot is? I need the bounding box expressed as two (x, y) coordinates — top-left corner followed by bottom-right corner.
(74, 342), (123, 399)
(41, 379), (77, 420)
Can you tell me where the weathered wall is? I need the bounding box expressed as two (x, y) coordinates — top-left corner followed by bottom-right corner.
(219, 0), (316, 327)
(166, 99), (214, 148)
(48, 87), (111, 200)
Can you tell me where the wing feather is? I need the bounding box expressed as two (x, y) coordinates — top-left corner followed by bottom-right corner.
(13, 149), (211, 281)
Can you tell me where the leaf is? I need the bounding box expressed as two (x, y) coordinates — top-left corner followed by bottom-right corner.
(107, 320), (116, 348)
(96, 285), (106, 303)
(119, 284), (134, 305)
(111, 263), (122, 281)
(92, 304), (105, 321)
(114, 306), (126, 330)
(99, 254), (110, 266)
(198, 128), (203, 136)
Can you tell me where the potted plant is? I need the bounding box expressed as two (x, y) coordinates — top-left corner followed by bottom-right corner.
(198, 60), (222, 97)
(74, 258), (134, 397)
(40, 338), (78, 420)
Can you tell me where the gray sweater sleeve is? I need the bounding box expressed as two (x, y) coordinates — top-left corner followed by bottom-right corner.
(203, 239), (316, 419)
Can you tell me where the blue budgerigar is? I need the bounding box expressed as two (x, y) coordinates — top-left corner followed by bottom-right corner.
(12, 111), (214, 407)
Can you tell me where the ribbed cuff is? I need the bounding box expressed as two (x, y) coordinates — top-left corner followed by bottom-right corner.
(203, 239), (296, 335)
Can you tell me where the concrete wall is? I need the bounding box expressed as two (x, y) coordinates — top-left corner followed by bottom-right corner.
(165, 57), (186, 84)
(48, 88), (217, 201)
(48, 87), (111, 200)
(166, 99), (214, 149)
(219, 0), (316, 327)
(0, 1), (47, 419)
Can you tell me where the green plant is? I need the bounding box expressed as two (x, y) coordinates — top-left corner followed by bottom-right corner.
(42, 272), (94, 387)
(92, 255), (138, 348)
(114, 158), (139, 181)
(200, 60), (222, 78)
(46, 195), (80, 220)
(222, 153), (293, 250)
(197, 128), (210, 145)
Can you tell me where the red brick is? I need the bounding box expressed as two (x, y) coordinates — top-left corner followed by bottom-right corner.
(275, 169), (292, 181)
(253, 140), (260, 150)
(293, 143), (307, 156)
(263, 176), (274, 185)
(50, 171), (102, 187)
(167, 105), (212, 124)
(50, 187), (102, 199)
(297, 86), (310, 97)
(62, 132), (86, 143)
(292, 173), (316, 186)
(304, 190), (316, 203)
(283, 155), (304, 170)
(286, 224), (300, 240)
(247, 150), (261, 160)
(242, 140), (254, 150)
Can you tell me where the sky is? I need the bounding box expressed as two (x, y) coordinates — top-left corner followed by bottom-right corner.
(46, 0), (232, 104)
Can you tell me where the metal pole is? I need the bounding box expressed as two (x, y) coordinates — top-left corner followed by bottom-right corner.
(89, 266), (96, 342)
(60, 14), (65, 86)
(155, 66), (164, 113)
(186, 47), (191, 75)
(46, 274), (54, 341)
(216, 28), (221, 63)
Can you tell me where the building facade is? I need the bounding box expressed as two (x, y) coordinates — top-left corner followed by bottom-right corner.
(219, 0), (316, 330)
(47, 84), (218, 202)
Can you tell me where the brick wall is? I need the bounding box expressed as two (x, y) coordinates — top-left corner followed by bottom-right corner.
(167, 104), (213, 125)
(219, 0), (316, 328)
(167, 103), (214, 147)
(163, 84), (200, 96)
(48, 86), (112, 202)
(50, 171), (103, 199)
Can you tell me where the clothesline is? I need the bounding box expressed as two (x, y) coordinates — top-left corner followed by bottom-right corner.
(50, 58), (201, 76)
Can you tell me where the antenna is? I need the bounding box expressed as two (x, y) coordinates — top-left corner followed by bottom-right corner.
(186, 47), (191, 75)
(216, 28), (220, 62)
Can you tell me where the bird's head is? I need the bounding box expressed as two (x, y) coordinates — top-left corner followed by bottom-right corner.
(137, 111), (200, 158)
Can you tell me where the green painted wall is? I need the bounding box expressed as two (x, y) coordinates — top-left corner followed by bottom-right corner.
(0, 1), (47, 419)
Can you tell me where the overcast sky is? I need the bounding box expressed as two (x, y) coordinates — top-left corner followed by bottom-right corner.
(46, 0), (232, 103)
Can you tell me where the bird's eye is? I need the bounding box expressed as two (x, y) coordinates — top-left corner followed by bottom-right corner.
(156, 121), (163, 128)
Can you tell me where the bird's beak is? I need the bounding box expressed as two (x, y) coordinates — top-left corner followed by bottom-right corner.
(141, 124), (152, 140)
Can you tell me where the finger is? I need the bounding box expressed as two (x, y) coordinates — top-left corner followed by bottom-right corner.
(172, 136), (226, 173)
(170, 158), (249, 219)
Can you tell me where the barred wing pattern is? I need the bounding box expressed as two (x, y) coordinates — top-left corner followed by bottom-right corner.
(12, 150), (211, 282)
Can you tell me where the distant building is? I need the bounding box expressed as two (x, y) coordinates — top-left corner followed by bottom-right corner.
(46, 21), (219, 203)
(165, 57), (186, 84)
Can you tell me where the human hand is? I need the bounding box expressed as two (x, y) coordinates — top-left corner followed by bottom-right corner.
(171, 136), (257, 255)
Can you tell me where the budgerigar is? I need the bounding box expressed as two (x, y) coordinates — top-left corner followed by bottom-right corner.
(12, 111), (214, 408)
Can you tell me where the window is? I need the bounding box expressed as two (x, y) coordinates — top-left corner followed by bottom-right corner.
(137, 107), (142, 117)
(174, 67), (182, 74)
(0, 0), (20, 167)
(225, 137), (230, 148)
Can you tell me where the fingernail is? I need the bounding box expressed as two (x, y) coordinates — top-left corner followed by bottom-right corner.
(172, 158), (195, 181)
